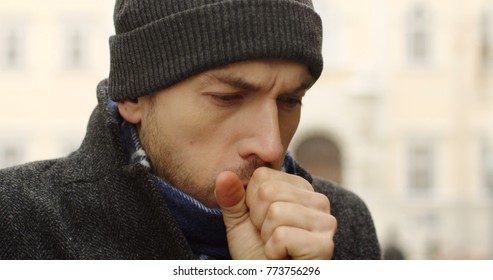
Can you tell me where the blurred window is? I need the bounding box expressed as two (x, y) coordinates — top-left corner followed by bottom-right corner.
(0, 144), (24, 169)
(61, 22), (89, 69)
(480, 10), (492, 70)
(294, 135), (342, 184)
(481, 139), (493, 195)
(408, 142), (435, 195)
(406, 4), (433, 65)
(0, 23), (25, 70)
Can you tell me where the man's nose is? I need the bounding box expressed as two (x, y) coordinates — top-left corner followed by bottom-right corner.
(237, 102), (284, 164)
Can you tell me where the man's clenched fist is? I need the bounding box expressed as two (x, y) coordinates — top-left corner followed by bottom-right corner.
(215, 167), (337, 260)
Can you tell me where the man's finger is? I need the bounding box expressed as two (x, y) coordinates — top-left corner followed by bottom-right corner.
(259, 201), (336, 243)
(264, 227), (335, 260)
(215, 171), (249, 226)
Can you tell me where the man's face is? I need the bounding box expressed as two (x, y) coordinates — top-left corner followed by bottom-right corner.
(121, 59), (313, 208)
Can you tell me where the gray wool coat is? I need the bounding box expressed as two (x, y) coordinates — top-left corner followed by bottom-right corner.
(0, 80), (381, 260)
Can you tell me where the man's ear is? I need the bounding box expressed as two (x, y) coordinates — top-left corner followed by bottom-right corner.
(118, 99), (142, 124)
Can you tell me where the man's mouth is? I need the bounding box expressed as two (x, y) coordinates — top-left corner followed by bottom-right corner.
(230, 157), (273, 189)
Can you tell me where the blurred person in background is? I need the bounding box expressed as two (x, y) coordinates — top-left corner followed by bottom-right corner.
(0, 0), (380, 259)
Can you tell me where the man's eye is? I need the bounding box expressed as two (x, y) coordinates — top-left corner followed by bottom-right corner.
(215, 95), (241, 101)
(277, 96), (303, 108)
(210, 94), (244, 105)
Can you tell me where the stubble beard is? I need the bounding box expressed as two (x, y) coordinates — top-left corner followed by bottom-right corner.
(139, 101), (275, 208)
(139, 111), (212, 206)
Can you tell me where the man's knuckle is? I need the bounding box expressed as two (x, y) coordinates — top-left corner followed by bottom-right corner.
(328, 215), (338, 232)
(271, 226), (289, 243)
(311, 192), (330, 211)
(265, 202), (283, 220)
(252, 167), (271, 181)
(259, 183), (277, 201)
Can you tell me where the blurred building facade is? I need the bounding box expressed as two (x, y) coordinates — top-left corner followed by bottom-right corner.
(293, 0), (493, 259)
(1, 0), (493, 259)
(0, 0), (112, 168)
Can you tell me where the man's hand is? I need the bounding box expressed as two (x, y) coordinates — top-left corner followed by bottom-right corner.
(215, 167), (337, 260)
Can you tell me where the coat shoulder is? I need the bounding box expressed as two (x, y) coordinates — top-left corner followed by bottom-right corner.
(0, 159), (59, 195)
(0, 159), (77, 259)
(311, 177), (382, 260)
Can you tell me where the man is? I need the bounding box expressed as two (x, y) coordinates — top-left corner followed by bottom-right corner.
(0, 0), (380, 259)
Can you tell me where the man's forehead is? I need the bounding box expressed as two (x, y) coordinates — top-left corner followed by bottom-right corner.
(202, 60), (314, 85)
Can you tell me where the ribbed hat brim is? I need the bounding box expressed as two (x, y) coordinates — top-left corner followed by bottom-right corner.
(109, 0), (323, 101)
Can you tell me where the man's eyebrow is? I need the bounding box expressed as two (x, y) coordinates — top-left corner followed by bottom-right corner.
(281, 77), (315, 96)
(205, 72), (315, 94)
(206, 73), (260, 91)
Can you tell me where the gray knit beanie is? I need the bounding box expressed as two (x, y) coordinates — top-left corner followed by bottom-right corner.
(108, 0), (323, 101)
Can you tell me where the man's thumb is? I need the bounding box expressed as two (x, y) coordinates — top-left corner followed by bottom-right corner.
(215, 171), (249, 223)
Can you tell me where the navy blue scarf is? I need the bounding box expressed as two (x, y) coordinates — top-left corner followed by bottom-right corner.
(110, 99), (301, 259)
